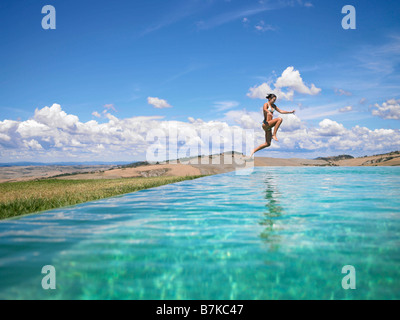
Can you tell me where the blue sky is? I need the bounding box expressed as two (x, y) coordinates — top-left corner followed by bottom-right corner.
(1, 0), (400, 162)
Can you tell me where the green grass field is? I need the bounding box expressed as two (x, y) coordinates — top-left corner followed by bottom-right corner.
(0, 175), (207, 220)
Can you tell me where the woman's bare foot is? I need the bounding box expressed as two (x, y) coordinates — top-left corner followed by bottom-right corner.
(272, 135), (278, 142)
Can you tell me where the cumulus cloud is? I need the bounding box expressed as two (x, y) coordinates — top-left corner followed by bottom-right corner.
(279, 113), (303, 131)
(147, 97), (173, 109)
(34, 104), (79, 131)
(23, 139), (43, 150)
(287, 122), (400, 153)
(222, 108), (400, 155)
(224, 109), (261, 129)
(316, 119), (347, 136)
(247, 66), (321, 101)
(275, 66), (321, 95)
(371, 99), (400, 119)
(92, 111), (101, 118)
(1, 103), (400, 162)
(247, 82), (294, 101)
(0, 104), (252, 162)
(0, 132), (11, 142)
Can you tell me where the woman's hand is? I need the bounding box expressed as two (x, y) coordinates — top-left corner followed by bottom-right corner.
(292, 110), (296, 115)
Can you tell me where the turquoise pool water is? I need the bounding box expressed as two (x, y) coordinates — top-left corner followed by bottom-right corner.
(0, 167), (399, 300)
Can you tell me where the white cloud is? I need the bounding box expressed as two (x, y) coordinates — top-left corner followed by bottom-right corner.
(247, 82), (271, 100)
(247, 66), (321, 101)
(275, 66), (321, 95)
(16, 120), (52, 138)
(285, 122), (400, 153)
(0, 103), (399, 162)
(280, 114), (303, 131)
(34, 104), (79, 131)
(224, 109), (261, 129)
(0, 133), (11, 142)
(147, 97), (173, 109)
(247, 82), (294, 101)
(92, 111), (101, 118)
(23, 139), (43, 150)
(371, 99), (400, 120)
(316, 119), (347, 136)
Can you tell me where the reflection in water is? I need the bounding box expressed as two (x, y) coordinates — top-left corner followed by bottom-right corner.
(259, 173), (284, 250)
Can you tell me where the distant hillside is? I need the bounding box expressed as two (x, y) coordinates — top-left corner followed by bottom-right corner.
(119, 161), (151, 168)
(359, 151), (400, 166)
(0, 161), (133, 167)
(164, 151), (244, 164)
(314, 155), (354, 162)
(367, 150), (400, 158)
(317, 150), (400, 167)
(120, 151), (244, 167)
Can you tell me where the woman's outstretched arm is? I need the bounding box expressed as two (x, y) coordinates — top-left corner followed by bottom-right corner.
(275, 106), (295, 114)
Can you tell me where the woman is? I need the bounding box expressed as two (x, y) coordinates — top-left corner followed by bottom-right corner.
(249, 94), (295, 158)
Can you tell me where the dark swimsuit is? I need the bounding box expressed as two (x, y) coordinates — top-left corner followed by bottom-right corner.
(262, 119), (272, 130)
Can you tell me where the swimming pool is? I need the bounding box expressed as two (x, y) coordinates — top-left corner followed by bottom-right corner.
(0, 167), (399, 299)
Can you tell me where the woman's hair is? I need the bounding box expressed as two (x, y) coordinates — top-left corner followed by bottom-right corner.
(266, 93), (277, 100)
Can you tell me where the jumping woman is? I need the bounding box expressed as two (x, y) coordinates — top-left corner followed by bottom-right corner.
(248, 94), (295, 158)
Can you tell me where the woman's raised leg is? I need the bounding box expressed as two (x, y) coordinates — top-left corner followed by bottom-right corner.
(271, 117), (283, 141)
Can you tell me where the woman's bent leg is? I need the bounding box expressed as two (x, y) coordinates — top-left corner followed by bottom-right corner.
(272, 118), (283, 141)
